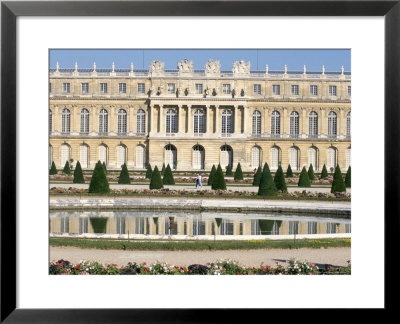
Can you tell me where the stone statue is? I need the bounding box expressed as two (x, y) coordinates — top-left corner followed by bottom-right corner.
(205, 59), (221, 75)
(233, 60), (250, 75)
(149, 60), (165, 75)
(178, 59), (194, 73)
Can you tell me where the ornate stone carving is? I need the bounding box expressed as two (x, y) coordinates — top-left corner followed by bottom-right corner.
(233, 60), (250, 75)
(205, 59), (221, 76)
(178, 59), (194, 74)
(149, 60), (165, 76)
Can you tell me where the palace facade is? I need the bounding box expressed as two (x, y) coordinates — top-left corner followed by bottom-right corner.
(49, 59), (351, 172)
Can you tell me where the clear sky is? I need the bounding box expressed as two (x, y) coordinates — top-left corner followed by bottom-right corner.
(50, 49), (350, 72)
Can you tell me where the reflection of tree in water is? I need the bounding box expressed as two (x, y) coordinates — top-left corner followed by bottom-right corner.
(259, 220), (282, 235)
(89, 217), (108, 233)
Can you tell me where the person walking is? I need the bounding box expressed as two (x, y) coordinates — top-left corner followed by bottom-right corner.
(196, 173), (203, 189)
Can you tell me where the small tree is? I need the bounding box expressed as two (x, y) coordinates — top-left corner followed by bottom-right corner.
(225, 164), (233, 176)
(73, 161), (85, 184)
(149, 165), (163, 189)
(274, 165), (287, 192)
(145, 164), (153, 179)
(258, 165), (277, 196)
(331, 165), (346, 193)
(308, 164), (315, 181)
(49, 161), (57, 175)
(62, 161), (71, 175)
(298, 166), (311, 187)
(212, 164), (227, 190)
(89, 161), (110, 193)
(286, 164), (293, 178)
(262, 162), (271, 175)
(252, 166), (262, 186)
(118, 163), (131, 184)
(102, 162), (107, 175)
(345, 166), (351, 188)
(161, 163), (166, 176)
(320, 164), (328, 179)
(162, 164), (175, 185)
(208, 165), (216, 186)
(233, 163), (243, 180)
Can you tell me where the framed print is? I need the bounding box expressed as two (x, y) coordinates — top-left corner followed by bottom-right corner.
(1, 0), (398, 322)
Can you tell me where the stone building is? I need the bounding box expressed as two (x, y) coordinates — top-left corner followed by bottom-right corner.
(49, 59), (351, 172)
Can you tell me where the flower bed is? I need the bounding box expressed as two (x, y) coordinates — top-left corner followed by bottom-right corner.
(49, 259), (351, 275)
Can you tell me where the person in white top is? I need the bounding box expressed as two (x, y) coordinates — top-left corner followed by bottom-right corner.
(196, 173), (203, 189)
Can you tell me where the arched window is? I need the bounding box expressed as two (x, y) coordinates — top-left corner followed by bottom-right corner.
(99, 109), (108, 134)
(80, 144), (89, 169)
(80, 109), (89, 134)
(136, 145), (145, 169)
(328, 111), (337, 138)
(49, 145), (52, 168)
(270, 146), (280, 170)
(346, 111), (351, 138)
(346, 147), (351, 170)
(118, 109), (127, 134)
(136, 109), (146, 134)
(308, 147), (318, 171)
(221, 109), (232, 135)
(252, 110), (261, 136)
(165, 144), (177, 169)
(61, 108), (70, 133)
(309, 111), (318, 138)
(290, 147), (299, 171)
(192, 145), (205, 169)
(271, 110), (280, 137)
(290, 111), (299, 138)
(166, 109), (177, 133)
(220, 145), (233, 169)
(251, 146), (261, 169)
(117, 145), (126, 168)
(49, 109), (52, 134)
(98, 145), (107, 165)
(193, 109), (205, 134)
(327, 147), (337, 170)
(61, 144), (70, 167)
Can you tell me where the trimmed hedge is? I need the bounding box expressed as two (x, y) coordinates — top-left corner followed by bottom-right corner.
(212, 164), (227, 190)
(234, 163), (243, 180)
(162, 164), (175, 185)
(161, 163), (166, 176)
(62, 161), (71, 175)
(49, 161), (57, 175)
(258, 163), (277, 196)
(286, 164), (293, 178)
(145, 164), (153, 179)
(89, 161), (110, 193)
(102, 162), (107, 175)
(225, 164), (233, 176)
(331, 165), (346, 193)
(320, 164), (328, 179)
(118, 163), (131, 184)
(308, 164), (315, 180)
(274, 165), (287, 192)
(298, 166), (311, 187)
(149, 166), (163, 189)
(345, 166), (351, 188)
(208, 165), (216, 186)
(252, 166), (262, 186)
(73, 161), (85, 184)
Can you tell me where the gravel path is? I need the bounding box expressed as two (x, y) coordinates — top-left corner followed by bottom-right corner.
(50, 246), (351, 268)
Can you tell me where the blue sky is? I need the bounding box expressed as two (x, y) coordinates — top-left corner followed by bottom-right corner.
(50, 49), (350, 72)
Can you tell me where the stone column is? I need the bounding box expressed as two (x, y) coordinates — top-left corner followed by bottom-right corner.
(282, 107), (288, 136)
(206, 105), (210, 134)
(150, 104), (155, 134)
(339, 108), (344, 136)
(188, 105), (192, 133)
(215, 106), (219, 134)
(243, 105), (247, 134)
(158, 106), (162, 134)
(234, 105), (238, 134)
(264, 107), (270, 135)
(178, 105), (183, 134)
(160, 105), (165, 135)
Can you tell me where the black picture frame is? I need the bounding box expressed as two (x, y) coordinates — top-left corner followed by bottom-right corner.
(1, 0), (398, 322)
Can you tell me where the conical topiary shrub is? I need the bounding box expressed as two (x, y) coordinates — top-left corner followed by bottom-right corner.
(286, 164), (293, 178)
(162, 164), (175, 185)
(252, 166), (262, 186)
(258, 164), (277, 196)
(298, 166), (311, 187)
(345, 166), (351, 188)
(259, 220), (275, 235)
(225, 164), (233, 176)
(118, 163), (131, 184)
(49, 161), (57, 175)
(331, 165), (346, 193)
(73, 161), (85, 184)
(102, 162), (107, 175)
(145, 164), (153, 179)
(274, 165), (287, 192)
(233, 163), (243, 180)
(62, 161), (71, 175)
(89, 217), (108, 233)
(212, 164), (226, 190)
(208, 165), (216, 186)
(149, 165), (163, 189)
(89, 161), (110, 193)
(308, 164), (315, 180)
(320, 164), (328, 179)
(161, 163), (166, 176)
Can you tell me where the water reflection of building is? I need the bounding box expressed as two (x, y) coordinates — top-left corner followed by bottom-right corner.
(50, 213), (351, 236)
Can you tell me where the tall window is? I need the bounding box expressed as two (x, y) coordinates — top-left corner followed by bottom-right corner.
(117, 145), (126, 167)
(80, 109), (89, 134)
(308, 222), (317, 234)
(346, 148), (351, 170)
(328, 111), (337, 138)
(137, 83), (145, 94)
(327, 147), (336, 170)
(49, 109), (52, 133)
(290, 111), (299, 138)
(49, 83), (52, 93)
(329, 85), (337, 96)
(253, 84), (261, 95)
(118, 83), (126, 94)
(346, 112), (351, 137)
(193, 109), (205, 134)
(309, 111), (318, 138)
(289, 221), (299, 234)
(100, 83), (107, 94)
(270, 146), (279, 170)
(61, 144), (70, 167)
(165, 145), (177, 168)
(290, 147), (299, 171)
(98, 145), (107, 165)
(166, 109), (177, 133)
(251, 146), (261, 169)
(49, 145), (52, 168)
(136, 109), (146, 134)
(61, 108), (70, 133)
(192, 219), (205, 235)
(272, 85), (280, 95)
(167, 83), (175, 94)
(310, 85), (318, 96)
(80, 144), (89, 169)
(192, 145), (205, 170)
(81, 83), (89, 94)
(117, 109), (127, 134)
(348, 86), (351, 96)
(195, 84), (203, 94)
(136, 145), (145, 169)
(308, 147), (318, 171)
(220, 145), (232, 169)
(62, 83), (70, 93)
(291, 85), (299, 95)
(222, 84), (231, 94)
(221, 109), (232, 135)
(271, 110), (280, 137)
(252, 110), (261, 136)
(99, 109), (108, 134)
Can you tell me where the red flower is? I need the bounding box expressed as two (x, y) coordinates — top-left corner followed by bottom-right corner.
(76, 266), (80, 270)
(143, 268), (147, 272)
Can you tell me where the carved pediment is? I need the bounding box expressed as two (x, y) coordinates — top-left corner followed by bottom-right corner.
(149, 60), (165, 76)
(205, 59), (221, 76)
(178, 59), (194, 74)
(233, 60), (250, 75)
